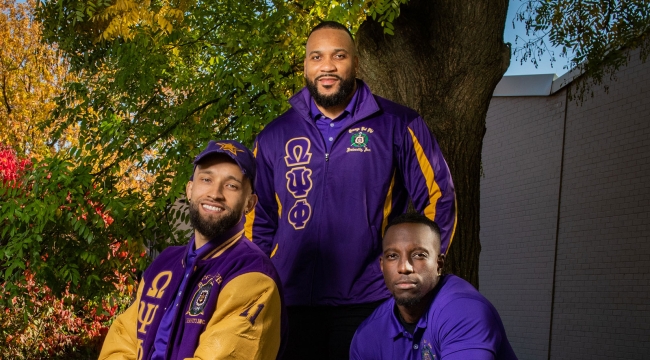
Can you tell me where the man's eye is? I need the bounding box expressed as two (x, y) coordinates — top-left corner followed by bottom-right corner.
(385, 254), (397, 260)
(413, 253), (427, 259)
(312, 55), (320, 60)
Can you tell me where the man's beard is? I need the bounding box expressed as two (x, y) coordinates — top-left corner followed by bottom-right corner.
(188, 201), (242, 240)
(306, 74), (356, 109)
(394, 293), (425, 308)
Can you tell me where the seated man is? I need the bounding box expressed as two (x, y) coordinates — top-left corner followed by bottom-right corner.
(100, 140), (286, 360)
(350, 213), (517, 360)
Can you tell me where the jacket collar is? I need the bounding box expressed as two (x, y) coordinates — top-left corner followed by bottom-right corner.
(183, 217), (245, 266)
(288, 79), (381, 124)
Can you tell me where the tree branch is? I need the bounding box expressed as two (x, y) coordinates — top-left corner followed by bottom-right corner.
(1, 73), (12, 115)
(175, 21), (225, 48)
(91, 95), (225, 177)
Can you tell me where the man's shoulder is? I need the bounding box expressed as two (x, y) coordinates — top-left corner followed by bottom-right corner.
(370, 93), (421, 121)
(446, 275), (487, 296)
(255, 107), (304, 143)
(355, 80), (420, 120)
(149, 245), (185, 265)
(430, 275), (500, 325)
(355, 298), (394, 335)
(434, 275), (486, 306)
(268, 107), (302, 126)
(231, 236), (274, 260)
(429, 276), (516, 359)
(215, 237), (280, 280)
(140, 245), (185, 279)
(351, 298), (394, 358)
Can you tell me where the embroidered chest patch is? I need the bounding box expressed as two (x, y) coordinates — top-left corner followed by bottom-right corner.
(346, 127), (374, 153)
(421, 339), (436, 360)
(187, 278), (215, 317)
(350, 131), (369, 147)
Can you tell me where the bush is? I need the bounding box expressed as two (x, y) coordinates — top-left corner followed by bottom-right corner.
(0, 270), (134, 359)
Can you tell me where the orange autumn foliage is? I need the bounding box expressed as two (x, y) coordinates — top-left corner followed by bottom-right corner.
(0, 0), (77, 160)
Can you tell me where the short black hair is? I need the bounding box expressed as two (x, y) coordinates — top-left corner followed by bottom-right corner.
(309, 21), (354, 42)
(384, 213), (441, 239)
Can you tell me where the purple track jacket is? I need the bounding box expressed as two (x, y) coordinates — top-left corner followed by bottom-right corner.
(246, 80), (456, 307)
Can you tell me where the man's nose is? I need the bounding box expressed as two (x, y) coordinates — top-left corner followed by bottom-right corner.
(207, 185), (225, 200)
(320, 57), (336, 72)
(397, 258), (414, 274)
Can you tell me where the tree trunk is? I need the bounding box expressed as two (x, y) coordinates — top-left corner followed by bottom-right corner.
(356, 0), (510, 288)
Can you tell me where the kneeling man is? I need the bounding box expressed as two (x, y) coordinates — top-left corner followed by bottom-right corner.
(100, 140), (286, 360)
(350, 213), (517, 360)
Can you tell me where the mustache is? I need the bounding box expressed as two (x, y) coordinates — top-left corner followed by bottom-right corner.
(316, 74), (343, 81)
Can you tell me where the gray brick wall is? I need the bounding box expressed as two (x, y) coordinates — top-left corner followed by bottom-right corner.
(550, 49), (650, 359)
(480, 46), (650, 360)
(480, 93), (566, 360)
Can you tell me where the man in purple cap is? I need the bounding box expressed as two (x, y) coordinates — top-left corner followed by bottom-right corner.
(350, 213), (517, 360)
(246, 20), (456, 359)
(100, 140), (287, 360)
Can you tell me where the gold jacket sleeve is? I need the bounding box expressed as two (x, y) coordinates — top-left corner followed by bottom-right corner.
(187, 272), (282, 360)
(98, 281), (144, 360)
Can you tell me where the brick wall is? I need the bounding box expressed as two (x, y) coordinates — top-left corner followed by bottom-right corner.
(550, 50), (650, 359)
(480, 46), (650, 359)
(480, 93), (566, 359)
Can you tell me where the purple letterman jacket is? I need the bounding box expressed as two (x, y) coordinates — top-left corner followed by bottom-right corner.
(246, 80), (456, 307)
(99, 219), (287, 360)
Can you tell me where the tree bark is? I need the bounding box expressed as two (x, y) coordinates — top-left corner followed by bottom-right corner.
(356, 0), (510, 288)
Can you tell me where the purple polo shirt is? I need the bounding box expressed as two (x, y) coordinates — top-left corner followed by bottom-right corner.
(350, 275), (518, 360)
(151, 236), (209, 360)
(308, 88), (360, 153)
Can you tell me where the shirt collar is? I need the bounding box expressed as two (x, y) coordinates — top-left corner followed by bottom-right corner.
(388, 298), (408, 339)
(389, 276), (449, 339)
(308, 85), (360, 122)
(389, 302), (430, 339)
(289, 79), (380, 123)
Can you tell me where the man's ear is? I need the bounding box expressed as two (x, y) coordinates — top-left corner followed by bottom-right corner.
(379, 255), (384, 273)
(437, 254), (446, 275)
(186, 181), (193, 203)
(245, 194), (258, 214)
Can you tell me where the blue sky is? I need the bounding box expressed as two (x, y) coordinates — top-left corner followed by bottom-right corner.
(504, 0), (573, 77)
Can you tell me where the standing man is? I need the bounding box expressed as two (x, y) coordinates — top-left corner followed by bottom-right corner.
(246, 21), (456, 359)
(100, 140), (286, 360)
(350, 213), (517, 360)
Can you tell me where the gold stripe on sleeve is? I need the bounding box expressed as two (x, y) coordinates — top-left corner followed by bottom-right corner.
(446, 197), (458, 255)
(408, 127), (442, 221)
(245, 210), (255, 241)
(270, 243), (279, 258)
(245, 143), (259, 241)
(275, 193), (282, 218)
(381, 170), (397, 236)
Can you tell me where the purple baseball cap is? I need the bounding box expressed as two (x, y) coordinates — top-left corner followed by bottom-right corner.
(191, 140), (256, 191)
